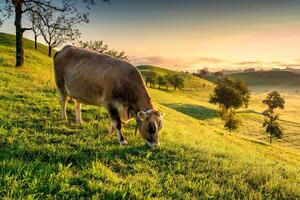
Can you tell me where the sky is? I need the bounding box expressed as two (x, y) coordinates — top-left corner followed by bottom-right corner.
(2, 0), (300, 71)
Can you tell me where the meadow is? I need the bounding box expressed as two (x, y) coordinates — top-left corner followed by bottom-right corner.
(1, 32), (300, 199)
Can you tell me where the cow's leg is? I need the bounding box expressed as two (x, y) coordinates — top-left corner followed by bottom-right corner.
(108, 121), (115, 135)
(107, 104), (127, 144)
(59, 90), (68, 121)
(74, 99), (82, 124)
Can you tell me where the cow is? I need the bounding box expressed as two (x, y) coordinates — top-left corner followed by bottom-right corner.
(53, 45), (163, 147)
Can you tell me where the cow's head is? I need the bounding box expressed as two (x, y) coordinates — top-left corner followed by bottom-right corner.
(137, 109), (163, 148)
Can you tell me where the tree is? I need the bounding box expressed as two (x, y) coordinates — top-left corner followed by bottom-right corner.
(262, 91), (285, 143)
(0, 0), (109, 66)
(164, 74), (172, 91)
(157, 75), (167, 89)
(28, 12), (41, 49)
(78, 40), (129, 60)
(209, 77), (250, 131)
(169, 74), (184, 91)
(223, 108), (239, 132)
(262, 91), (285, 111)
(263, 111), (283, 144)
(210, 77), (250, 111)
(144, 72), (157, 88)
(37, 8), (88, 57)
(198, 67), (209, 77)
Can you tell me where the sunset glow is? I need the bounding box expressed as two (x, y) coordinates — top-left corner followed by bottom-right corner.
(2, 0), (300, 70)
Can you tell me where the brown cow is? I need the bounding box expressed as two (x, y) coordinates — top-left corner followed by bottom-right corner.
(53, 45), (163, 147)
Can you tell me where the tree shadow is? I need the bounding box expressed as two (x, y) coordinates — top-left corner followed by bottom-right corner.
(241, 138), (268, 146)
(162, 103), (217, 120)
(237, 110), (262, 115)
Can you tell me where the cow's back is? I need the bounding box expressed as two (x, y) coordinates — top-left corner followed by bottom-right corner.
(54, 45), (146, 106)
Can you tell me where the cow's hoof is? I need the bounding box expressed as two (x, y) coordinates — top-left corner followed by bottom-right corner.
(119, 140), (128, 145)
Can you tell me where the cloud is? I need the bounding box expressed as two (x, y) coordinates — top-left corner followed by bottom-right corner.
(130, 55), (300, 71)
(232, 61), (263, 66)
(231, 60), (300, 68)
(131, 55), (226, 70)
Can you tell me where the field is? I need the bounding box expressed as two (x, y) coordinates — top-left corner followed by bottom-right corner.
(1, 32), (300, 199)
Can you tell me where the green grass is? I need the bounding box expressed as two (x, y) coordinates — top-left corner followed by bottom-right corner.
(1, 33), (300, 199)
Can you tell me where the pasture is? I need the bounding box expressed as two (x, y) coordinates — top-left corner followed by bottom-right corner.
(1, 33), (300, 199)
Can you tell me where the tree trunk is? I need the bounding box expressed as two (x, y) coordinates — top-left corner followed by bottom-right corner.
(48, 46), (52, 57)
(174, 86), (176, 91)
(34, 35), (38, 49)
(270, 134), (272, 144)
(14, 1), (24, 67)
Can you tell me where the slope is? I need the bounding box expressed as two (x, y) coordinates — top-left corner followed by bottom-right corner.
(0, 33), (300, 199)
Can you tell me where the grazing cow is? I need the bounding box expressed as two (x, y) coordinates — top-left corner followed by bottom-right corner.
(53, 45), (163, 147)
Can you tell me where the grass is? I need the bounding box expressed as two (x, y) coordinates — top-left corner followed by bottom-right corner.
(1, 32), (300, 199)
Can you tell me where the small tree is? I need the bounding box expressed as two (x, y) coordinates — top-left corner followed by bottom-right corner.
(210, 77), (250, 111)
(262, 91), (285, 143)
(28, 12), (42, 50)
(38, 8), (88, 57)
(262, 91), (285, 111)
(169, 74), (184, 91)
(157, 76), (167, 89)
(210, 77), (250, 131)
(144, 72), (157, 88)
(197, 67), (209, 78)
(164, 74), (172, 91)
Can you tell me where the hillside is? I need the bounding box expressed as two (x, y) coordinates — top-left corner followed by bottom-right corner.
(1, 33), (300, 199)
(204, 70), (300, 93)
(137, 65), (213, 91)
(232, 71), (300, 86)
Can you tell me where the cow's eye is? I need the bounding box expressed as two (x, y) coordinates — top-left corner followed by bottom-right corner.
(148, 122), (156, 134)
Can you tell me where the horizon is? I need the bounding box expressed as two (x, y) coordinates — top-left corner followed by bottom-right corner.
(1, 0), (300, 71)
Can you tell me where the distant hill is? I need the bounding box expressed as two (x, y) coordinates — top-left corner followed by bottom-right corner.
(137, 65), (213, 91)
(231, 71), (300, 87)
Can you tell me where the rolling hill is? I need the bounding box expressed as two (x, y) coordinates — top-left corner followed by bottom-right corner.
(232, 71), (300, 93)
(1, 32), (300, 199)
(204, 70), (300, 93)
(232, 71), (300, 86)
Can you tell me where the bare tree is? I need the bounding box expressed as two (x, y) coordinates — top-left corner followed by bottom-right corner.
(37, 8), (88, 57)
(0, 0), (110, 67)
(28, 11), (41, 49)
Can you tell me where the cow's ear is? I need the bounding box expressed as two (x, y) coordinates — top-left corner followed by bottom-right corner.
(137, 111), (147, 121)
